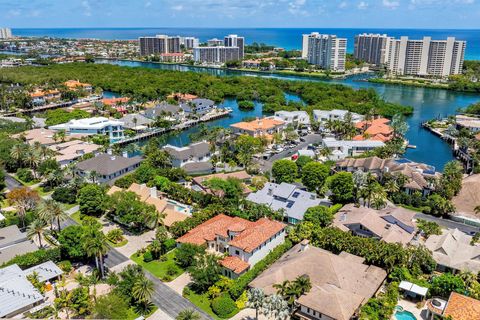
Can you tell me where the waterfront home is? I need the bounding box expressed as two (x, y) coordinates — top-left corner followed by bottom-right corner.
(453, 174), (480, 219)
(456, 114), (480, 133)
(49, 117), (124, 143)
(191, 171), (252, 197)
(354, 118), (393, 142)
(313, 109), (364, 125)
(163, 141), (213, 175)
(63, 80), (93, 92)
(120, 113), (154, 131)
(167, 92), (198, 103)
(336, 156), (439, 196)
(425, 228), (480, 274)
(108, 183), (189, 227)
(230, 117), (285, 139)
(0, 264), (44, 318)
(321, 137), (385, 160)
(246, 182), (331, 224)
(180, 98), (215, 115)
(0, 225), (38, 265)
(48, 140), (101, 166)
(250, 240), (387, 320)
(177, 214), (286, 278)
(333, 204), (417, 245)
(143, 101), (183, 120)
(101, 97), (130, 114)
(75, 153), (142, 184)
(159, 52), (186, 63)
(426, 292), (480, 320)
(29, 88), (61, 106)
(274, 111), (310, 127)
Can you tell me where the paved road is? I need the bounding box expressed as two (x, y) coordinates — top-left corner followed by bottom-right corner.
(415, 212), (479, 235)
(5, 174), (22, 191)
(259, 133), (323, 172)
(145, 271), (212, 320)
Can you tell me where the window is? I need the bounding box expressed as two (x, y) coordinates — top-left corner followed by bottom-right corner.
(292, 191), (300, 198)
(286, 202), (294, 208)
(235, 250), (240, 255)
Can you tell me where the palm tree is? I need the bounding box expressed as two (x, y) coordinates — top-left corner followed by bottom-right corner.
(27, 218), (48, 248)
(10, 144), (25, 166)
(25, 151), (40, 179)
(262, 294), (289, 320)
(247, 287), (265, 320)
(82, 227), (109, 277)
(176, 309), (201, 320)
(89, 170), (99, 184)
(132, 275), (154, 303)
(37, 199), (68, 232)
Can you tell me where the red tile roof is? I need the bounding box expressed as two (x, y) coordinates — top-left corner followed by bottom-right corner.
(176, 214), (285, 253)
(443, 292), (480, 320)
(220, 256), (250, 274)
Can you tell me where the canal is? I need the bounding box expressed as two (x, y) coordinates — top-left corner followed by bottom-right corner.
(97, 59), (480, 171)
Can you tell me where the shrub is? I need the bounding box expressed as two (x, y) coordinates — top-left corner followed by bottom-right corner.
(229, 239), (293, 299)
(51, 187), (77, 204)
(16, 168), (34, 183)
(58, 260), (72, 272)
(106, 228), (124, 243)
(166, 264), (178, 276)
(211, 293), (237, 318)
(163, 239), (176, 252)
(143, 251), (153, 262)
(2, 248), (61, 269)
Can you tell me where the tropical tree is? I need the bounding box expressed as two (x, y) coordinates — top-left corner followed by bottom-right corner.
(391, 113), (409, 138)
(37, 199), (68, 231)
(6, 187), (40, 228)
(247, 288), (265, 320)
(27, 218), (48, 248)
(301, 162), (330, 192)
(176, 309), (201, 320)
(271, 159), (297, 184)
(132, 275), (154, 303)
(262, 294), (289, 320)
(82, 225), (109, 277)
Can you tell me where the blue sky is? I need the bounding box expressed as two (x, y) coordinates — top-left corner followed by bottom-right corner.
(1, 0), (479, 29)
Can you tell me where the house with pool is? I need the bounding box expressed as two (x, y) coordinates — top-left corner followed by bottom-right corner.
(176, 214), (286, 278)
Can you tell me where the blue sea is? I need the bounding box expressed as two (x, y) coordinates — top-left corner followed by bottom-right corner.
(11, 28), (480, 60)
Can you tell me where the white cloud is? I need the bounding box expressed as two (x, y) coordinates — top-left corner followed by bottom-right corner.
(338, 1), (348, 8)
(171, 4), (184, 11)
(383, 0), (400, 8)
(357, 1), (369, 9)
(81, 0), (92, 16)
(145, 1), (152, 8)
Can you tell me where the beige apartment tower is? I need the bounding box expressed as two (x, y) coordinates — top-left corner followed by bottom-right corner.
(302, 32), (347, 72)
(386, 36), (466, 77)
(354, 33), (392, 66)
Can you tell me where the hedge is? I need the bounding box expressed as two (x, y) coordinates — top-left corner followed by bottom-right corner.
(229, 239), (293, 299)
(211, 293), (237, 318)
(2, 247), (61, 269)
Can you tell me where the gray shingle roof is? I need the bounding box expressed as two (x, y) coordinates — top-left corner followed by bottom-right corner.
(24, 261), (63, 282)
(76, 154), (143, 176)
(0, 225), (27, 249)
(163, 141), (211, 161)
(120, 114), (154, 129)
(144, 102), (182, 119)
(182, 161), (214, 174)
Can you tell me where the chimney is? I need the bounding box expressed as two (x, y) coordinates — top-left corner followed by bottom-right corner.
(300, 239), (310, 252)
(150, 186), (158, 198)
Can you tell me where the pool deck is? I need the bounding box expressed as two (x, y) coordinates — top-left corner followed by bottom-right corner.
(395, 299), (429, 320)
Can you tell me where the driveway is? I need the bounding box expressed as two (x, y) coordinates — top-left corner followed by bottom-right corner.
(166, 272), (192, 295)
(414, 212), (479, 235)
(5, 174), (22, 191)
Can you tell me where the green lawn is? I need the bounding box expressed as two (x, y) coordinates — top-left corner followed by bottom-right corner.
(61, 203), (78, 211)
(108, 238), (128, 248)
(70, 211), (83, 225)
(130, 250), (184, 282)
(35, 186), (53, 197)
(184, 290), (239, 320)
(125, 306), (158, 320)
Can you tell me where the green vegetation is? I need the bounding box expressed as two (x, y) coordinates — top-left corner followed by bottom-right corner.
(359, 282), (399, 320)
(0, 63), (412, 117)
(1, 247), (61, 269)
(43, 108), (90, 126)
(131, 250), (184, 282)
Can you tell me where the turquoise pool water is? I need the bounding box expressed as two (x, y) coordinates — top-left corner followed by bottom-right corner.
(395, 310), (417, 320)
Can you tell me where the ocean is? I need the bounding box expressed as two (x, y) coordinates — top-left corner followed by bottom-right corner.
(11, 27), (480, 60)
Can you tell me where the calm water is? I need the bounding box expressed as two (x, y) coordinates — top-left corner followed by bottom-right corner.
(12, 28), (480, 60)
(98, 59), (480, 170)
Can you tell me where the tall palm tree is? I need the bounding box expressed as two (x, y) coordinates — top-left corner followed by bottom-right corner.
(25, 151), (40, 179)
(38, 199), (68, 232)
(27, 218), (48, 248)
(10, 144), (25, 166)
(247, 288), (265, 320)
(82, 227), (109, 277)
(132, 275), (154, 303)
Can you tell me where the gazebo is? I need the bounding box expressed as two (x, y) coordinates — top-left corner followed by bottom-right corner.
(399, 280), (428, 301)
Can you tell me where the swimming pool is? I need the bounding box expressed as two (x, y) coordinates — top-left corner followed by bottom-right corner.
(395, 310), (417, 320)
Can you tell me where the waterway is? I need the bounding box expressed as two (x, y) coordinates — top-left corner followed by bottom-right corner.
(97, 59), (480, 170)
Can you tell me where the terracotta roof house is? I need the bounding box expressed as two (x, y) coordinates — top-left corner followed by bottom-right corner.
(163, 141), (213, 175)
(250, 241), (387, 320)
(167, 92), (198, 102)
(230, 117), (285, 139)
(425, 228), (480, 274)
(354, 118), (393, 142)
(29, 89), (61, 106)
(336, 157), (439, 196)
(427, 292), (480, 320)
(102, 97), (130, 107)
(191, 171), (252, 197)
(48, 140), (101, 166)
(108, 183), (189, 227)
(177, 214), (286, 278)
(75, 153), (142, 185)
(333, 204), (417, 245)
(64, 80), (93, 92)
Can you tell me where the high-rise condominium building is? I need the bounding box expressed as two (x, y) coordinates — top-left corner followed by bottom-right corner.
(207, 38), (224, 47)
(224, 34), (245, 59)
(193, 46), (240, 64)
(182, 37), (199, 49)
(0, 28), (13, 39)
(303, 32), (347, 72)
(386, 36), (466, 77)
(139, 35), (181, 56)
(354, 33), (392, 66)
